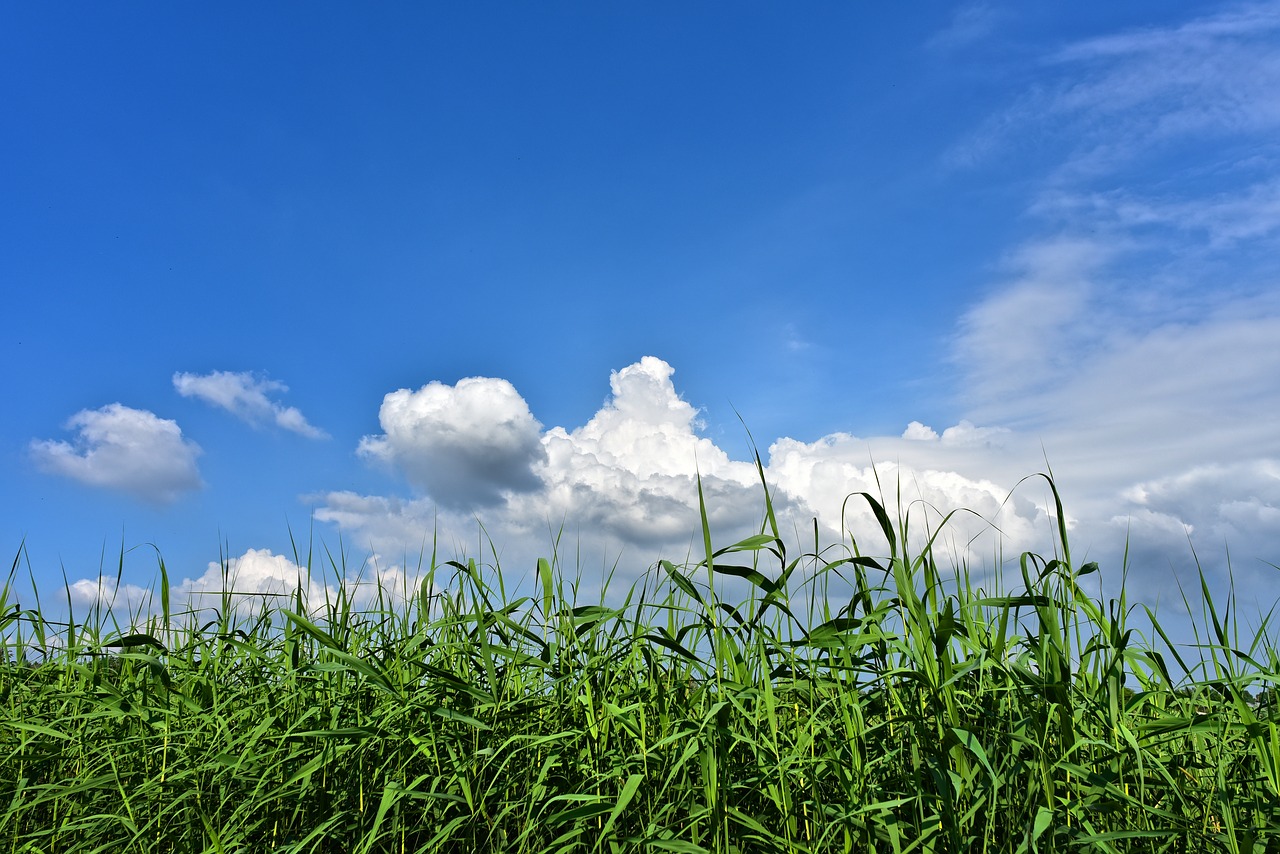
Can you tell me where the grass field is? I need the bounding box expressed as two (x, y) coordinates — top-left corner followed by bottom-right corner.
(2, 473), (1278, 853)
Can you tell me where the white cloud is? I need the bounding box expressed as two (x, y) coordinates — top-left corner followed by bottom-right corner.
(61, 333), (1277, 626)
(173, 370), (328, 439)
(942, 421), (1011, 448)
(310, 492), (439, 548)
(66, 547), (431, 617)
(1034, 178), (1280, 251)
(902, 421), (939, 441)
(1116, 461), (1280, 562)
(782, 322), (812, 352)
(953, 237), (1111, 414)
(65, 576), (155, 614)
(333, 358), (766, 559)
(926, 2), (1002, 51)
(42, 5), (1280, 637)
(525, 357), (763, 546)
(358, 375), (546, 509)
(172, 548), (326, 602)
(934, 3), (1280, 611)
(764, 433), (1050, 563)
(1051, 3), (1280, 64)
(313, 346), (1279, 617)
(948, 2), (1280, 177)
(1095, 459), (1280, 612)
(950, 248), (1280, 489)
(314, 357), (1057, 591)
(30, 404), (202, 504)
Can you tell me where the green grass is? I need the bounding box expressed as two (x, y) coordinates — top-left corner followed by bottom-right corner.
(1, 473), (1278, 853)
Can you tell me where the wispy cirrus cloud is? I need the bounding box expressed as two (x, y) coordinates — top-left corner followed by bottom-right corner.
(945, 2), (1280, 446)
(937, 1), (1280, 607)
(946, 1), (1280, 178)
(1032, 177), (1280, 251)
(173, 371), (328, 439)
(926, 2), (1003, 52)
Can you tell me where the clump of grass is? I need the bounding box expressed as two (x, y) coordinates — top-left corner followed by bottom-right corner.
(1, 474), (1277, 853)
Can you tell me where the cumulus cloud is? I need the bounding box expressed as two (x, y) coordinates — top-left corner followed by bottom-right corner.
(939, 421), (1012, 448)
(66, 547), (428, 616)
(902, 420), (1011, 448)
(358, 375), (546, 509)
(314, 357), (1052, 593)
(42, 5), (1280, 638)
(902, 421), (939, 441)
(65, 340), (1275, 628)
(173, 370), (328, 439)
(1086, 459), (1280, 617)
(333, 358), (766, 557)
(1119, 462), (1280, 553)
(175, 548), (325, 601)
(764, 432), (1051, 563)
(527, 356), (763, 546)
(30, 404), (202, 504)
(314, 344), (1278, 621)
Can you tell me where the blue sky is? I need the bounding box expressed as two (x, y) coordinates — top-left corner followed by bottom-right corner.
(4, 3), (1279, 640)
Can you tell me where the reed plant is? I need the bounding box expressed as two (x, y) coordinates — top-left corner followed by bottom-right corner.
(1, 473), (1277, 853)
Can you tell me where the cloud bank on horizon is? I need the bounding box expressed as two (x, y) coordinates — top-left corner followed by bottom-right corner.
(10, 2), (1280, 622)
(59, 338), (1280, 615)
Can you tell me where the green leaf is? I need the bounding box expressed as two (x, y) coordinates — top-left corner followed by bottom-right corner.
(593, 773), (645, 848)
(104, 633), (167, 653)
